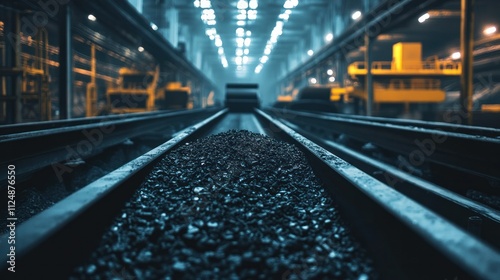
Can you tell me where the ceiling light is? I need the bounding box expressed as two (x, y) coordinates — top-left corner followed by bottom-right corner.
(237, 0), (248, 10)
(484, 25), (497, 36)
(246, 30), (252, 36)
(249, 0), (258, 9)
(418, 13), (430, 23)
(151, 23), (158, 30)
(243, 56), (249, 64)
(244, 49), (249, 55)
(236, 48), (244, 56)
(207, 20), (216, 25)
(218, 47), (224, 55)
(307, 49), (314, 56)
(200, 0), (211, 8)
(138, 46), (144, 52)
(215, 37), (222, 47)
(88, 14), (96, 21)
(235, 56), (243, 65)
(236, 27), (245, 36)
(236, 38), (244, 47)
(451, 51), (461, 60)
(194, 0), (200, 8)
(237, 21), (245, 26)
(244, 38), (251, 47)
(327, 69), (333, 75)
(352, 11), (362, 20)
(310, 78), (317, 84)
(260, 56), (268, 63)
(325, 33), (333, 42)
(279, 13), (289, 21)
(329, 76), (336, 83)
(237, 14), (247, 20)
(285, 9), (292, 15)
(264, 48), (271, 55)
(255, 64), (263, 74)
(248, 10), (257, 20)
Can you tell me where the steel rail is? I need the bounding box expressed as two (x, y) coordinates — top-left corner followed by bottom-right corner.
(255, 109), (500, 280)
(282, 119), (500, 251)
(306, 110), (500, 138)
(1, 109), (499, 279)
(0, 109), (194, 135)
(0, 108), (220, 183)
(265, 108), (500, 192)
(0, 109), (228, 279)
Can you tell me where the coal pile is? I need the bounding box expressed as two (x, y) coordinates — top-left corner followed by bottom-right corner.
(71, 130), (377, 279)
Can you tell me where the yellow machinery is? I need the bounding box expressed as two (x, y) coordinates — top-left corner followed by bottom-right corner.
(347, 42), (461, 104)
(107, 66), (159, 113)
(86, 44), (98, 117)
(21, 29), (51, 121)
(156, 81), (192, 110)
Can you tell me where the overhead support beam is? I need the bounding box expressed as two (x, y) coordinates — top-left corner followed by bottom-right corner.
(460, 0), (474, 125)
(59, 2), (73, 120)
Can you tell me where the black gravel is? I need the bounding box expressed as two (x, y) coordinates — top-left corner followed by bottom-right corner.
(71, 130), (378, 279)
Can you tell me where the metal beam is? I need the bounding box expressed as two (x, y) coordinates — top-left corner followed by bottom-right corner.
(58, 3), (73, 120)
(365, 34), (374, 116)
(460, 0), (474, 125)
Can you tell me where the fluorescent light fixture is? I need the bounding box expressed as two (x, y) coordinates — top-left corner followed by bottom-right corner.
(285, 9), (292, 15)
(151, 23), (158, 30)
(451, 51), (461, 60)
(244, 38), (251, 47)
(264, 48), (271, 55)
(310, 78), (317, 84)
(138, 46), (144, 52)
(244, 49), (249, 55)
(236, 27), (245, 36)
(246, 30), (252, 36)
(237, 13), (247, 20)
(248, 10), (257, 20)
(243, 56), (249, 64)
(235, 56), (243, 65)
(255, 64), (263, 73)
(200, 0), (211, 8)
(279, 13), (289, 21)
(215, 37), (222, 47)
(484, 25), (497, 35)
(325, 33), (333, 42)
(418, 13), (430, 23)
(88, 14), (96, 21)
(236, 38), (244, 47)
(237, 0), (248, 10)
(207, 20), (216, 25)
(307, 49), (314, 56)
(218, 47), (224, 55)
(249, 0), (258, 9)
(236, 48), (244, 56)
(260, 56), (268, 63)
(327, 69), (333, 75)
(329, 76), (336, 83)
(237, 21), (246, 26)
(194, 0), (200, 8)
(352, 11), (362, 20)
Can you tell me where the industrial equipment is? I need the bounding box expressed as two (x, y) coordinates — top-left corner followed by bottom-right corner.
(156, 81), (192, 110)
(225, 83), (260, 111)
(347, 42), (461, 114)
(107, 66), (159, 113)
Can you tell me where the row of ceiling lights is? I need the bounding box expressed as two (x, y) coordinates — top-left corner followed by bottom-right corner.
(234, 1), (259, 73)
(255, 0), (299, 74)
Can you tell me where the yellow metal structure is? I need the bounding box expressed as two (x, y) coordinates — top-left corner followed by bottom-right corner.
(107, 66), (159, 113)
(277, 95), (293, 102)
(481, 104), (500, 112)
(21, 28), (51, 121)
(86, 43), (98, 117)
(157, 81), (193, 109)
(347, 42), (461, 104)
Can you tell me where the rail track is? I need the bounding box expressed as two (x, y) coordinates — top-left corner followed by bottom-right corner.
(1, 109), (499, 279)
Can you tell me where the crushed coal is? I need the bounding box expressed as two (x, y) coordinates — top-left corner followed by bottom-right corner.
(71, 130), (378, 279)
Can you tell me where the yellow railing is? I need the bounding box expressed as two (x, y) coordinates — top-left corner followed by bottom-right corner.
(348, 60), (461, 75)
